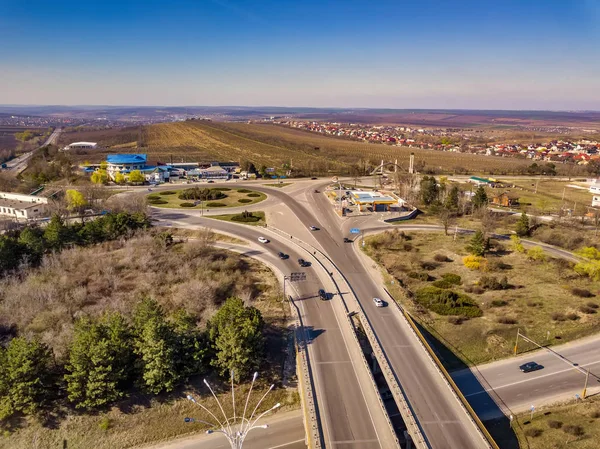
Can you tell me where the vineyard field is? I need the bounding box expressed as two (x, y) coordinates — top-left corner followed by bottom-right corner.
(62, 121), (585, 176)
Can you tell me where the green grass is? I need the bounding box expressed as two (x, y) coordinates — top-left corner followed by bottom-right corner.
(264, 183), (292, 188)
(207, 211), (266, 226)
(363, 230), (600, 367)
(512, 395), (600, 449)
(148, 189), (266, 209)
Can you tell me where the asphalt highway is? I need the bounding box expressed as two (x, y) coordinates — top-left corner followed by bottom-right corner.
(152, 209), (396, 448)
(143, 410), (305, 449)
(4, 127), (62, 174)
(453, 335), (600, 418)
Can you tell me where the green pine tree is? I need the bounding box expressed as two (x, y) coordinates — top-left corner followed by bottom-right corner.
(65, 314), (133, 409)
(208, 297), (264, 381)
(472, 186), (489, 210)
(172, 309), (208, 379)
(445, 185), (460, 210)
(43, 214), (71, 250)
(18, 227), (46, 265)
(466, 230), (490, 257)
(0, 337), (53, 419)
(515, 211), (530, 237)
(419, 176), (439, 206)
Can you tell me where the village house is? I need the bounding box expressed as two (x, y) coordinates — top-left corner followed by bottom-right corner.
(491, 192), (520, 208)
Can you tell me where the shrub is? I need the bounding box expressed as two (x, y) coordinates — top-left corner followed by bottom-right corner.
(586, 302), (599, 309)
(238, 198), (253, 203)
(237, 189), (251, 193)
(463, 255), (486, 271)
(496, 316), (518, 325)
(247, 193), (261, 198)
(552, 312), (567, 321)
(214, 187), (231, 191)
(408, 271), (432, 281)
(490, 300), (508, 307)
(433, 254), (452, 262)
(415, 286), (482, 317)
(547, 420), (562, 429)
(566, 313), (580, 320)
(403, 243), (413, 251)
(591, 410), (600, 419)
(159, 191), (176, 195)
(432, 273), (461, 289)
(464, 285), (485, 294)
(180, 202), (195, 207)
(179, 187), (226, 201)
(524, 428), (543, 438)
(527, 300), (542, 308)
(147, 194), (161, 200)
(231, 211), (261, 223)
(562, 425), (584, 436)
(510, 235), (525, 253)
(148, 199), (168, 205)
(574, 260), (600, 281)
(447, 316), (469, 325)
(420, 261), (439, 271)
(571, 287), (594, 298)
(99, 416), (111, 431)
(527, 246), (547, 262)
(206, 202), (227, 207)
(579, 305), (596, 314)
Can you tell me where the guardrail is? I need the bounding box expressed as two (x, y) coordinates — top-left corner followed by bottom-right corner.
(396, 305), (498, 449)
(288, 293), (324, 449)
(266, 226), (417, 449)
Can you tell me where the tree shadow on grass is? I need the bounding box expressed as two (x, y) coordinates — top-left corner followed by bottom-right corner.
(412, 320), (521, 449)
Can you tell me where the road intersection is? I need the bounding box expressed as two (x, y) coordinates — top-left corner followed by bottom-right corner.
(147, 178), (600, 448)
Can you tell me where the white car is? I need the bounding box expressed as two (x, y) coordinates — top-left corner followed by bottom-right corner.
(257, 237), (269, 244)
(309, 226), (319, 231)
(373, 297), (384, 307)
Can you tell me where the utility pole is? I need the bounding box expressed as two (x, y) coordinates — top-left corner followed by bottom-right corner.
(583, 369), (590, 399)
(514, 328), (520, 355)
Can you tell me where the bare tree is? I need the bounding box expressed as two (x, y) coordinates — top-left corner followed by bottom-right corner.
(439, 208), (456, 236)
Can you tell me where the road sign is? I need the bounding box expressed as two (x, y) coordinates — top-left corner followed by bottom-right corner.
(280, 176), (287, 179)
(289, 272), (306, 282)
(271, 175), (278, 179)
(350, 228), (360, 234)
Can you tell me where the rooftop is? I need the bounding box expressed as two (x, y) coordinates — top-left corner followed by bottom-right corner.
(68, 141), (97, 146)
(106, 154), (147, 164)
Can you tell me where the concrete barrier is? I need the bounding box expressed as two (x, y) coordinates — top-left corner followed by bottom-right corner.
(266, 226), (413, 449)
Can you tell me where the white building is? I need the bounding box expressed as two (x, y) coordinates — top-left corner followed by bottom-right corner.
(0, 192), (48, 220)
(590, 179), (600, 194)
(593, 195), (600, 208)
(63, 142), (98, 151)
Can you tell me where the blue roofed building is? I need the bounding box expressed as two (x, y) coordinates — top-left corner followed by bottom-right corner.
(104, 154), (170, 183)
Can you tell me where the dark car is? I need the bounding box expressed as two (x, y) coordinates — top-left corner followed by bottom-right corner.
(311, 177), (318, 180)
(519, 362), (543, 373)
(314, 189), (320, 193)
(343, 237), (352, 243)
(318, 289), (327, 300)
(278, 252), (289, 259)
(207, 180), (215, 183)
(298, 258), (310, 267)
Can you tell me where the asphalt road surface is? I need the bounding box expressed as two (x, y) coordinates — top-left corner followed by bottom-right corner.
(144, 410), (305, 449)
(4, 127), (62, 174)
(453, 335), (600, 418)
(153, 209), (396, 448)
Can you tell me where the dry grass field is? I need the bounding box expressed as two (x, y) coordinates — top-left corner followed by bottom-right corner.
(60, 120), (565, 176)
(0, 233), (298, 448)
(363, 230), (600, 368)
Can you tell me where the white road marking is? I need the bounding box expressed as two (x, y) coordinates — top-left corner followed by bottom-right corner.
(465, 360), (600, 398)
(268, 438), (306, 449)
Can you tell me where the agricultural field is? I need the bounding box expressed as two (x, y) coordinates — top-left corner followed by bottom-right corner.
(363, 230), (600, 368)
(61, 120), (565, 176)
(147, 187), (266, 208)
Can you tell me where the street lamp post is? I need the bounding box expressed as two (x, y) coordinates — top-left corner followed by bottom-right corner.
(186, 371), (280, 449)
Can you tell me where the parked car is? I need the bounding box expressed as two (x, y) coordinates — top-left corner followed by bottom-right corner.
(314, 189), (320, 193)
(309, 226), (319, 231)
(519, 362), (543, 373)
(311, 177), (318, 180)
(373, 297), (384, 307)
(298, 258), (310, 267)
(207, 180), (215, 183)
(318, 289), (327, 300)
(343, 237), (352, 243)
(258, 237), (269, 244)
(278, 252), (289, 259)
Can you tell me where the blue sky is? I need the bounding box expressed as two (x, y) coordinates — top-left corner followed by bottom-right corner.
(0, 0), (599, 109)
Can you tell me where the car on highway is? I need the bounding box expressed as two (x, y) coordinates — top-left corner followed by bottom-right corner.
(318, 289), (328, 300)
(311, 177), (318, 180)
(257, 237), (269, 244)
(373, 297), (384, 307)
(278, 252), (289, 259)
(519, 361), (543, 373)
(298, 258), (311, 267)
(343, 237), (352, 243)
(309, 226), (319, 231)
(314, 189), (320, 193)
(207, 180), (215, 183)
